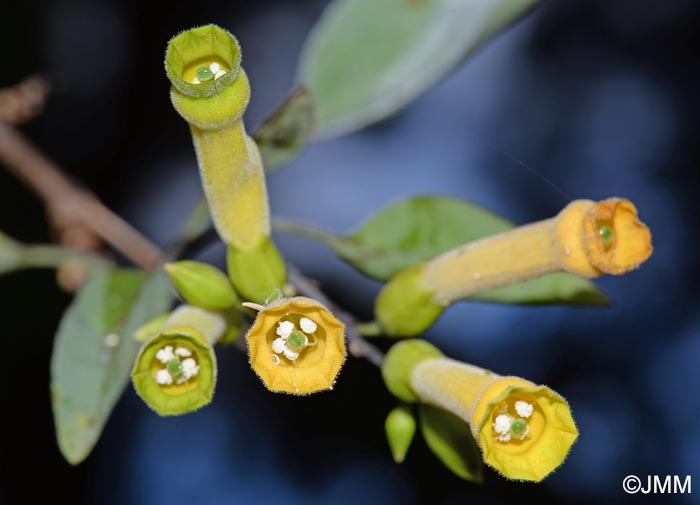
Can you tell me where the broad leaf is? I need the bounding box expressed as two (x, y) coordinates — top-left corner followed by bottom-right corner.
(272, 196), (609, 306)
(51, 269), (172, 464)
(419, 404), (483, 482)
(254, 87), (314, 170)
(298, 0), (539, 137)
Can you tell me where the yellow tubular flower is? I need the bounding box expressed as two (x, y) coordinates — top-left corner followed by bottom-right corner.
(412, 359), (577, 482)
(132, 305), (225, 416)
(245, 297), (346, 395)
(165, 25), (285, 303)
(376, 197), (653, 336)
(382, 340), (577, 482)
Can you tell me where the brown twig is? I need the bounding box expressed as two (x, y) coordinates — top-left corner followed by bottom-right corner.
(0, 121), (161, 269)
(0, 75), (50, 125)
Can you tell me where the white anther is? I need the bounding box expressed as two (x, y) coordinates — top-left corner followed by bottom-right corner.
(515, 401), (533, 418)
(175, 347), (191, 357)
(209, 62), (221, 73)
(276, 321), (295, 339)
(283, 347), (299, 361)
(156, 369), (173, 385)
(182, 358), (199, 379)
(299, 317), (317, 334)
(494, 414), (512, 434)
(272, 338), (286, 354)
(156, 346), (175, 364)
(214, 70), (227, 79)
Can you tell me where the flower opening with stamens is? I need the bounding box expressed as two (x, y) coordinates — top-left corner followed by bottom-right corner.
(245, 297), (346, 395)
(382, 340), (578, 482)
(376, 197), (653, 336)
(132, 308), (222, 416)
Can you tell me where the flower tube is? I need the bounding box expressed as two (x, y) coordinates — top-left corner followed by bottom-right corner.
(245, 297), (346, 395)
(165, 25), (285, 303)
(382, 340), (578, 482)
(376, 198), (653, 336)
(132, 305), (225, 416)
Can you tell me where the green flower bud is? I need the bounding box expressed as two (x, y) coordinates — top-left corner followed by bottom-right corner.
(385, 405), (416, 463)
(227, 237), (286, 303)
(381, 339), (444, 402)
(164, 260), (239, 310)
(132, 326), (217, 416)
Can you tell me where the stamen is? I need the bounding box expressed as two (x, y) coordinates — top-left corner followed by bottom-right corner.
(175, 347), (191, 357)
(299, 317), (317, 334)
(156, 346), (175, 364)
(283, 347), (299, 361)
(493, 414), (512, 442)
(514, 401), (533, 418)
(272, 337), (286, 354)
(276, 321), (295, 339)
(156, 369), (173, 385)
(182, 358), (199, 379)
(209, 62), (221, 74)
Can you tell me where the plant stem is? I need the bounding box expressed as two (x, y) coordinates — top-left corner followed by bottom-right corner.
(0, 121), (161, 269)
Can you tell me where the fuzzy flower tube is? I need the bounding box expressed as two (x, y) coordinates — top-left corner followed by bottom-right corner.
(382, 340), (578, 482)
(376, 198), (653, 336)
(244, 297), (346, 395)
(165, 25), (286, 303)
(132, 305), (225, 416)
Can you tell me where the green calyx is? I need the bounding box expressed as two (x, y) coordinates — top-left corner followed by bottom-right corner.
(227, 237), (286, 304)
(375, 265), (444, 337)
(381, 339), (444, 402)
(164, 260), (239, 310)
(165, 24), (241, 98)
(132, 326), (217, 416)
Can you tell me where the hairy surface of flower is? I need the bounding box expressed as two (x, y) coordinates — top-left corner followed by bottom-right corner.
(246, 297), (346, 395)
(383, 340), (578, 482)
(132, 326), (217, 416)
(376, 197), (653, 336)
(165, 24), (286, 303)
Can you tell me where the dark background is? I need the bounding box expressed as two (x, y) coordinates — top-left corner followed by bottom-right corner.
(1, 1), (699, 504)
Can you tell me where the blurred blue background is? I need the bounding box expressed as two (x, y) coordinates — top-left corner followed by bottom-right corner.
(1, 1), (699, 504)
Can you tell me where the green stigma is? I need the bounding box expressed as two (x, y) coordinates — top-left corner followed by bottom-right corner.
(511, 418), (528, 437)
(196, 66), (214, 82)
(167, 358), (183, 376)
(287, 330), (307, 351)
(599, 225), (614, 244)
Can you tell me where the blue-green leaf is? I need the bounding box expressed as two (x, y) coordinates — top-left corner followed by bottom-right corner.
(419, 403), (483, 482)
(51, 270), (172, 464)
(298, 0), (539, 137)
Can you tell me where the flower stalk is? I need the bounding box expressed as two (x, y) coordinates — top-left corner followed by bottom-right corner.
(376, 198), (653, 336)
